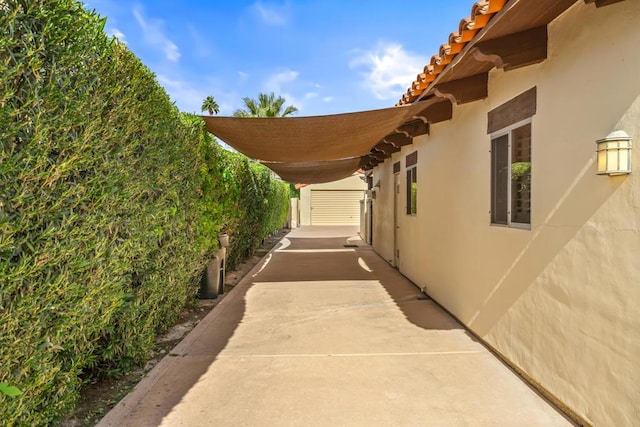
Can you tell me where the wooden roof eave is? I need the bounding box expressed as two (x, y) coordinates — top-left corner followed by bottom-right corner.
(415, 0), (581, 102)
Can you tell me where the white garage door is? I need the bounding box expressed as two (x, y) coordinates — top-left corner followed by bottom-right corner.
(311, 190), (363, 225)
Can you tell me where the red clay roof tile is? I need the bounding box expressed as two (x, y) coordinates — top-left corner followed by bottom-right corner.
(398, 0), (507, 105)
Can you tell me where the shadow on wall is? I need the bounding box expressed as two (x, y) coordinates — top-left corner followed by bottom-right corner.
(464, 11), (640, 331)
(468, 153), (630, 337)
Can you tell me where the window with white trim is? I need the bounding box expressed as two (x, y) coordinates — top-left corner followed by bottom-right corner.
(491, 120), (531, 228)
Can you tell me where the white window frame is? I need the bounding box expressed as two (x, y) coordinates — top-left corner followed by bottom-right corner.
(490, 118), (532, 230)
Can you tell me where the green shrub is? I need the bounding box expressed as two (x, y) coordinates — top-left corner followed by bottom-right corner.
(1, 1), (205, 423)
(0, 0), (286, 425)
(181, 114), (290, 269)
(1, 1), (289, 424)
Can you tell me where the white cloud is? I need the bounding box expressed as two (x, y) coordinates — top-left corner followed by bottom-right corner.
(264, 69), (299, 93)
(304, 92), (318, 100)
(157, 75), (202, 112)
(349, 42), (424, 100)
(133, 6), (180, 62)
(251, 1), (288, 26)
(323, 97), (333, 102)
(188, 24), (211, 58)
(261, 70), (302, 111)
(238, 71), (249, 81)
(279, 92), (302, 112)
(108, 27), (127, 44)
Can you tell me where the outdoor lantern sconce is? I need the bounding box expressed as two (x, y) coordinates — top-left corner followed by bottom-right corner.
(596, 130), (632, 175)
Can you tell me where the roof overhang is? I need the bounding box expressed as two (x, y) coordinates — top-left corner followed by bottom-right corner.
(402, 0), (583, 105)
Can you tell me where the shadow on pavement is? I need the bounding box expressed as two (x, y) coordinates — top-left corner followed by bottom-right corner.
(99, 232), (477, 426)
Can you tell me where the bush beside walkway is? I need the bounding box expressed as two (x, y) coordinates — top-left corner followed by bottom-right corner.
(0, 1), (289, 424)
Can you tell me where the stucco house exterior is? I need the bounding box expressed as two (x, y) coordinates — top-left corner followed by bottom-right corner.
(365, 1), (639, 425)
(202, 1), (638, 423)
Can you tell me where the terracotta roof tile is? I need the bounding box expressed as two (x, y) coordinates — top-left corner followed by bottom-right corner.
(470, 13), (493, 29)
(440, 43), (462, 57)
(398, 0), (507, 105)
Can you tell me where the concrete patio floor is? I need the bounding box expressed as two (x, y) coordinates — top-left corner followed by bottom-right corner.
(98, 226), (574, 427)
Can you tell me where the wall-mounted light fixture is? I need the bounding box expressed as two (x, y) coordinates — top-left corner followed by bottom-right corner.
(596, 130), (632, 175)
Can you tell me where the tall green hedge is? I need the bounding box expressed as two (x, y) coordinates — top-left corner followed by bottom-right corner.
(0, 1), (289, 425)
(207, 149), (290, 270)
(183, 113), (290, 270)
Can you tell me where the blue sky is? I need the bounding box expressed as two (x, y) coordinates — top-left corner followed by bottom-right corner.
(83, 1), (474, 117)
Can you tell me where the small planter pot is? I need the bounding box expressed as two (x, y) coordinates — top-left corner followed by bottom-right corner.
(218, 233), (229, 248)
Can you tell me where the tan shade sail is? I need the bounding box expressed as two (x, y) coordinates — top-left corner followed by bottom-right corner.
(202, 101), (432, 163)
(262, 158), (361, 184)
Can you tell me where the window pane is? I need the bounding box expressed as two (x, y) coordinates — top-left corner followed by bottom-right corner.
(406, 170), (412, 215)
(411, 168), (417, 215)
(511, 124), (531, 224)
(491, 135), (509, 224)
(406, 168), (417, 215)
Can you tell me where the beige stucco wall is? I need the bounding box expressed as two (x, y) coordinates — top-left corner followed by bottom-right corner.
(299, 174), (367, 226)
(287, 197), (299, 228)
(371, 160), (396, 264)
(371, 2), (640, 425)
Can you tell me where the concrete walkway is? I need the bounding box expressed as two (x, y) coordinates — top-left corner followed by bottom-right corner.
(98, 226), (573, 427)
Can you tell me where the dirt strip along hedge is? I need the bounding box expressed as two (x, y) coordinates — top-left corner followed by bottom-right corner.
(0, 1), (290, 425)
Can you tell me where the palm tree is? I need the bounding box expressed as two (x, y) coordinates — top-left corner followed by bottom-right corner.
(233, 92), (298, 117)
(201, 96), (220, 115)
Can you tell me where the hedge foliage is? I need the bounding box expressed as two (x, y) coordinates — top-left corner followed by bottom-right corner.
(185, 114), (290, 270)
(0, 1), (290, 425)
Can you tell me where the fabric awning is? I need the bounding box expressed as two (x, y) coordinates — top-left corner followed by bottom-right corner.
(261, 158), (362, 184)
(202, 101), (431, 163)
